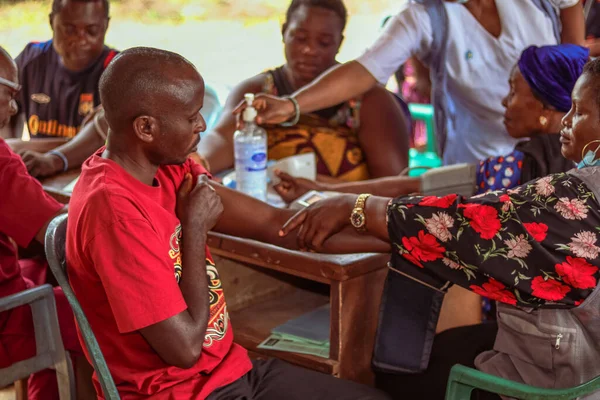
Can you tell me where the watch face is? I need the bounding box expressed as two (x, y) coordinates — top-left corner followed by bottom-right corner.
(351, 212), (365, 228)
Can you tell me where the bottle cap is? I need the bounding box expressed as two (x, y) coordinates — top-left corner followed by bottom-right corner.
(243, 93), (257, 122)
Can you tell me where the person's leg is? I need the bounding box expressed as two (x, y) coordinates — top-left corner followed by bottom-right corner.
(206, 373), (253, 400)
(28, 369), (59, 400)
(250, 359), (390, 400)
(472, 389), (502, 400)
(376, 322), (498, 400)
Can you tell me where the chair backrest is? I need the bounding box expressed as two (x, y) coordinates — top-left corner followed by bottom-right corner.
(45, 214), (121, 400)
(0, 284), (75, 399)
(201, 84), (223, 133)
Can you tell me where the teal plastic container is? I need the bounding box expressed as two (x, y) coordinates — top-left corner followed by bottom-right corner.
(408, 103), (442, 176)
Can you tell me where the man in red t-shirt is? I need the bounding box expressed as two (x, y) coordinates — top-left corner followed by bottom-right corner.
(67, 47), (389, 399)
(0, 47), (93, 400)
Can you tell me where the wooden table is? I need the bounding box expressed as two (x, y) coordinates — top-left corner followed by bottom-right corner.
(42, 171), (390, 384)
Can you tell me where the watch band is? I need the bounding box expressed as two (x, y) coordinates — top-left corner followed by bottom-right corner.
(355, 193), (371, 210)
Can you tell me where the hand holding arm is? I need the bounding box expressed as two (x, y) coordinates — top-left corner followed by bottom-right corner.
(279, 194), (392, 252)
(139, 174), (224, 369)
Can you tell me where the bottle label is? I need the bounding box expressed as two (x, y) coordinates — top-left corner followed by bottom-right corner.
(251, 152), (267, 163)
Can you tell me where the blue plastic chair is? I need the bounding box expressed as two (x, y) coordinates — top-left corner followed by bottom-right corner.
(45, 214), (120, 400)
(201, 84), (224, 132)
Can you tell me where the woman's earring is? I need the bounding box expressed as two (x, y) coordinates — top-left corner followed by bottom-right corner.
(581, 140), (600, 167)
(539, 116), (548, 127)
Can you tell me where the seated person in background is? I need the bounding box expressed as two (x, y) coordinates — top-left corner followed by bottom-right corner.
(277, 57), (600, 400)
(67, 47), (389, 399)
(239, 0), (586, 166)
(0, 46), (93, 400)
(273, 44), (588, 201)
(199, 0), (410, 182)
(3, 0), (117, 162)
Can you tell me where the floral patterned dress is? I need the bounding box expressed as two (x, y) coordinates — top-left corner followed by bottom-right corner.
(387, 171), (600, 308)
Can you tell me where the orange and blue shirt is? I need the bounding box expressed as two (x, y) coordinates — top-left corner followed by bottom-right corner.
(15, 40), (118, 139)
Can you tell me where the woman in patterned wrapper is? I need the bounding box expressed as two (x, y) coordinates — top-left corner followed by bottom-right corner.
(277, 58), (600, 399)
(198, 0), (411, 183)
(273, 44), (590, 202)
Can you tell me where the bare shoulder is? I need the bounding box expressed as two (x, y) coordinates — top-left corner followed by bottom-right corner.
(223, 73), (270, 108)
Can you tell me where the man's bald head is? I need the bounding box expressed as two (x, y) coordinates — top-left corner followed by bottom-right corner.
(99, 47), (204, 133)
(0, 47), (17, 81)
(0, 47), (19, 129)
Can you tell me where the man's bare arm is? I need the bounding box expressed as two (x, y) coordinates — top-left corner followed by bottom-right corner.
(212, 183), (390, 254)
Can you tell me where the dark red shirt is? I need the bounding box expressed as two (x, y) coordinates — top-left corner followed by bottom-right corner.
(0, 138), (63, 363)
(66, 149), (251, 399)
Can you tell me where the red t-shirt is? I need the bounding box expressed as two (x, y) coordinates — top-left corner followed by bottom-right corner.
(0, 138), (63, 365)
(66, 149), (251, 399)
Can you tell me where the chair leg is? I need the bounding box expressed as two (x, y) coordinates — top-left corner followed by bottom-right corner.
(15, 378), (28, 400)
(446, 380), (475, 400)
(55, 352), (75, 400)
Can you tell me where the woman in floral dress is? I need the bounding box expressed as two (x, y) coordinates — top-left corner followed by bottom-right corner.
(278, 59), (600, 399)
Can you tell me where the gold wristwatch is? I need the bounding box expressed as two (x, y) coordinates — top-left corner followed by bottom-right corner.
(350, 194), (372, 233)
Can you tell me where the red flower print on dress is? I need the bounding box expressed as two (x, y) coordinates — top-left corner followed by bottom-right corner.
(461, 204), (501, 240)
(402, 252), (424, 268)
(499, 194), (513, 212)
(531, 276), (571, 301)
(401, 230), (446, 268)
(555, 256), (598, 289)
(523, 222), (548, 242)
(470, 279), (517, 306)
(419, 194), (457, 208)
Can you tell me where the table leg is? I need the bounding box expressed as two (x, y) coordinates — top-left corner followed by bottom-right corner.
(330, 268), (387, 385)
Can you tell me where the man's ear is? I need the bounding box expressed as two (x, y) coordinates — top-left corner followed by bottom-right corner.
(49, 14), (55, 32)
(282, 22), (288, 42)
(133, 115), (158, 144)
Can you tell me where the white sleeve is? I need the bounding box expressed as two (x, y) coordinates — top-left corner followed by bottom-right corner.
(356, 3), (433, 85)
(547, 0), (579, 9)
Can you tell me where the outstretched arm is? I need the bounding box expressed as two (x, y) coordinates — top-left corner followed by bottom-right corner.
(212, 183), (390, 254)
(273, 170), (420, 203)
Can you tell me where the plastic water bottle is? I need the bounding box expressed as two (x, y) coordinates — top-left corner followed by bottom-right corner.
(234, 93), (268, 201)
